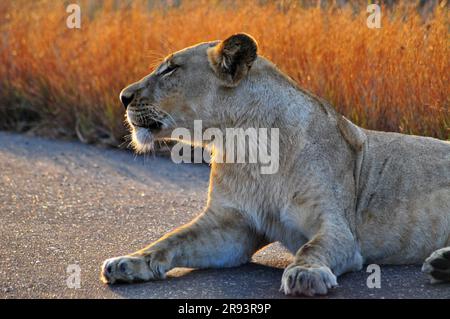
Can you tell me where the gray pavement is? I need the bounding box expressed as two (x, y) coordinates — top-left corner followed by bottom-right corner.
(0, 131), (448, 299)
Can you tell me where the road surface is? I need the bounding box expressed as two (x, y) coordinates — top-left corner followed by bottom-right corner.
(0, 131), (448, 299)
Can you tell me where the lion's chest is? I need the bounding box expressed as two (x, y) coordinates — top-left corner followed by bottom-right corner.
(211, 165), (320, 251)
(220, 179), (311, 252)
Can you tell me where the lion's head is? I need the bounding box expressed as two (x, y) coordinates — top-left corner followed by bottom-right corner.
(119, 33), (259, 153)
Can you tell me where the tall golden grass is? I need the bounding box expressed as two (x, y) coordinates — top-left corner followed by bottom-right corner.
(0, 0), (448, 144)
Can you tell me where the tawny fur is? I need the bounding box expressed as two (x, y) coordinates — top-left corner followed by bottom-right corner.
(102, 34), (450, 296)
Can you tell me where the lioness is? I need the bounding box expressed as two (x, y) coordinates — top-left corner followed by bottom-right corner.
(101, 34), (450, 296)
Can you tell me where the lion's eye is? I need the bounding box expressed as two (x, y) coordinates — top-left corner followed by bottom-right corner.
(160, 64), (178, 77)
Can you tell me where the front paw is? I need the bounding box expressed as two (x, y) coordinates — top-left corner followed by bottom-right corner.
(280, 264), (338, 296)
(100, 255), (156, 284)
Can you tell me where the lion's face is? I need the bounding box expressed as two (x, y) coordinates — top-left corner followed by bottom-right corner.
(119, 34), (258, 153)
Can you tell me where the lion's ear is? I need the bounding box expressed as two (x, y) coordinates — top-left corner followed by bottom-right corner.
(208, 33), (258, 86)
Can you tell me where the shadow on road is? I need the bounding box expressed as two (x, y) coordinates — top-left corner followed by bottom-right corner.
(106, 263), (450, 299)
(107, 263), (287, 299)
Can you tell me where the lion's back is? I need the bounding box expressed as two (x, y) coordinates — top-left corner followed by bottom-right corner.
(357, 131), (450, 264)
(363, 131), (449, 195)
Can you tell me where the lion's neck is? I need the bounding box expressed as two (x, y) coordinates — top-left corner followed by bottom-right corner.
(205, 58), (324, 174)
(205, 57), (342, 176)
(216, 57), (323, 132)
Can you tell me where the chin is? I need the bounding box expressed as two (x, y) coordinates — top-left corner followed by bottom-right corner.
(131, 126), (155, 153)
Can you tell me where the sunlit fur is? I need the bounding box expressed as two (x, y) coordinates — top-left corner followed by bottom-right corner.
(131, 127), (154, 154)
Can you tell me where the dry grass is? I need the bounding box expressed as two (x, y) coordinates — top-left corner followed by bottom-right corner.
(0, 0), (448, 144)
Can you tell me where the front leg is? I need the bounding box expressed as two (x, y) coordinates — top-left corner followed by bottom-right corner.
(101, 206), (266, 284)
(281, 216), (362, 296)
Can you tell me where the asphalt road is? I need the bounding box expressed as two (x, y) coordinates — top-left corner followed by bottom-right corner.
(0, 131), (449, 299)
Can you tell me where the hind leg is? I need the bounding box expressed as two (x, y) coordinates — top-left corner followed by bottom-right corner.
(422, 247), (450, 283)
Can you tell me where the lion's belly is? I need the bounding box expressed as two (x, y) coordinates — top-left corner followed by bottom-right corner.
(357, 188), (450, 264)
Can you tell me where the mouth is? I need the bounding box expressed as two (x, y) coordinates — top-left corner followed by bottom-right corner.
(130, 120), (163, 132)
(127, 112), (173, 153)
(127, 108), (167, 131)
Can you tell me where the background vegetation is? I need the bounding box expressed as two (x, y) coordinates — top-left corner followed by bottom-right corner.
(0, 0), (448, 146)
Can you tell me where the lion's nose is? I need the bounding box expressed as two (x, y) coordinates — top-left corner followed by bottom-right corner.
(120, 92), (134, 110)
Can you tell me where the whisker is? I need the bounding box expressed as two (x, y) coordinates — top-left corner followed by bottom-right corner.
(155, 107), (177, 127)
(118, 134), (132, 148)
